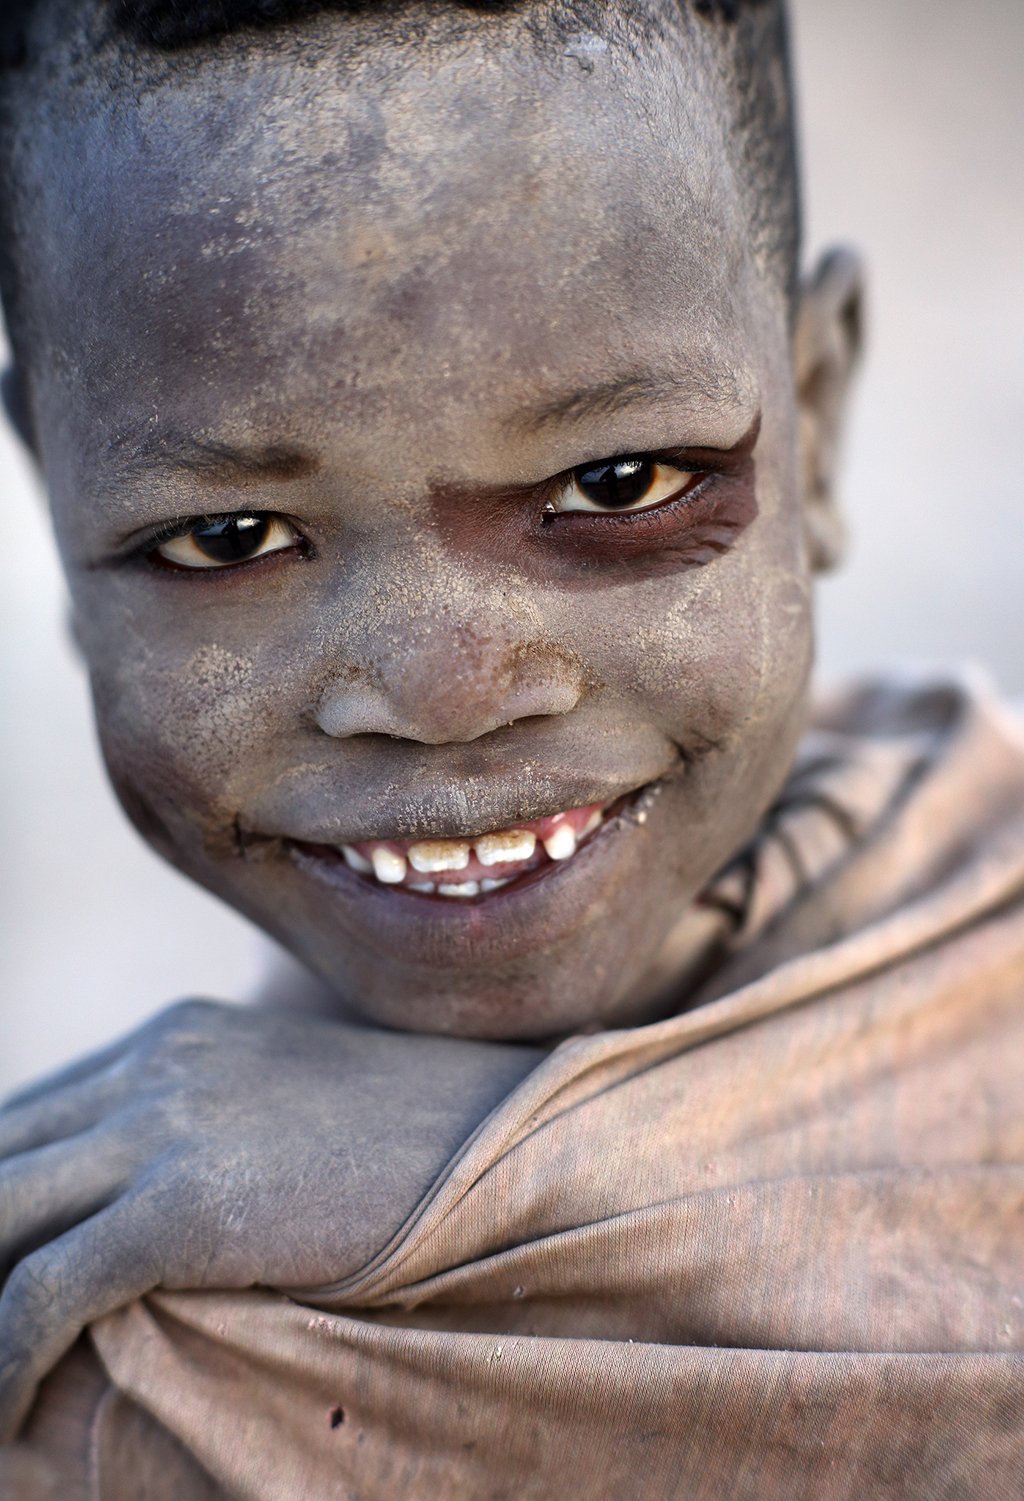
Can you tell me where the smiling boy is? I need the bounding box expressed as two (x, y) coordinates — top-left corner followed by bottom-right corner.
(0, 1), (1022, 1497)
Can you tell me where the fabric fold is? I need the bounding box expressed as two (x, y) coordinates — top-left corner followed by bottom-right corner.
(87, 676), (1024, 1499)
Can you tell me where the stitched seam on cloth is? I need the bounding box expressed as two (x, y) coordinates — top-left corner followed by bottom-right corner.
(289, 829), (1024, 1306)
(340, 1163), (1024, 1316)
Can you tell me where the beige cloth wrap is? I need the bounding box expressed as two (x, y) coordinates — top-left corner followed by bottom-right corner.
(85, 678), (1024, 1499)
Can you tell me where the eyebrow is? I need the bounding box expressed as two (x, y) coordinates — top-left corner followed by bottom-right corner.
(515, 366), (757, 434)
(104, 433), (320, 487)
(99, 363), (754, 491)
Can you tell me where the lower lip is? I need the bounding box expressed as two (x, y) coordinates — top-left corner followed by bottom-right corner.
(281, 788), (651, 966)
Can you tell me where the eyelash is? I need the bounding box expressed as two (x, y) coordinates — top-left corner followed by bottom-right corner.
(539, 447), (735, 548)
(133, 513), (309, 571)
(143, 516), (210, 551)
(127, 447), (728, 576)
(541, 460), (712, 526)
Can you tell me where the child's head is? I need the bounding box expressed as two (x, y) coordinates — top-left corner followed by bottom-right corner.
(0, 0), (861, 1039)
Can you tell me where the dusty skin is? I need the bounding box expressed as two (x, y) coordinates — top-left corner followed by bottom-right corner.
(8, 10), (859, 1039)
(0, 4), (861, 1470)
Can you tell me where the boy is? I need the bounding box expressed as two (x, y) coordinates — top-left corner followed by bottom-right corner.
(0, 0), (1021, 1495)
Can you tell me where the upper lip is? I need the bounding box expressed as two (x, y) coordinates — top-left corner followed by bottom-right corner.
(239, 760), (676, 849)
(242, 776), (650, 849)
(236, 717), (683, 847)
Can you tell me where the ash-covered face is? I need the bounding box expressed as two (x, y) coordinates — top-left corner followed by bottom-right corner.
(11, 17), (860, 1039)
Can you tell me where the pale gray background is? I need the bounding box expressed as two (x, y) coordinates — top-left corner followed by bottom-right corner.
(2, 0), (1022, 1092)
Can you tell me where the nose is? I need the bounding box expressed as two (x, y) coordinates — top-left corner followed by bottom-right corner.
(313, 607), (585, 746)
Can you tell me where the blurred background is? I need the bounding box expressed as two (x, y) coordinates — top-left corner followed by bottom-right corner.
(1, 0), (1022, 1092)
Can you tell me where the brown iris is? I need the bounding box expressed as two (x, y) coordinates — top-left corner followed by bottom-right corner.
(188, 515), (273, 563)
(574, 457), (654, 509)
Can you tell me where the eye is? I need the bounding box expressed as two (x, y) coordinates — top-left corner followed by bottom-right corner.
(151, 513), (302, 570)
(547, 456), (702, 515)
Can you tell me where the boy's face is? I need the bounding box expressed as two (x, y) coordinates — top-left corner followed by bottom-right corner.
(14, 20), (843, 1039)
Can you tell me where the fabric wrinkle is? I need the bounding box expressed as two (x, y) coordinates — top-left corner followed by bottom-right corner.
(68, 675), (1024, 1498)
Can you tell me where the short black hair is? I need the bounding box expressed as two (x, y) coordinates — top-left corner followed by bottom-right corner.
(2, 0), (771, 55)
(0, 0), (799, 380)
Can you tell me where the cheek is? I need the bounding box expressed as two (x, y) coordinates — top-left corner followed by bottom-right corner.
(555, 378), (810, 746)
(579, 540), (812, 749)
(83, 614), (280, 858)
(639, 423), (812, 746)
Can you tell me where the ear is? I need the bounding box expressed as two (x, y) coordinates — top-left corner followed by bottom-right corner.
(793, 247), (865, 572)
(1, 361), (39, 459)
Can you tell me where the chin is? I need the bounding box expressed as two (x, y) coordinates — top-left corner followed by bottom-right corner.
(256, 830), (699, 1042)
(303, 938), (662, 1042)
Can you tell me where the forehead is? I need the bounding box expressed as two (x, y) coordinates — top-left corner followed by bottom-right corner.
(21, 21), (776, 473)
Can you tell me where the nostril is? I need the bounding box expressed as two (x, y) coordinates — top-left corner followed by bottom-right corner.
(313, 685), (403, 740)
(314, 680), (583, 745)
(312, 635), (586, 745)
(501, 677), (582, 726)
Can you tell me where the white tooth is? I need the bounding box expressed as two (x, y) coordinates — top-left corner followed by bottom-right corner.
(543, 824), (578, 861)
(370, 847), (407, 885)
(437, 881), (481, 898)
(475, 830), (536, 866)
(481, 877), (512, 893)
(580, 808), (603, 838)
(408, 840), (470, 874)
(408, 881), (436, 893)
(342, 845), (373, 874)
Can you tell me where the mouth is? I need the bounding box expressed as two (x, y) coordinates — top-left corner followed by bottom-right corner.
(285, 787), (653, 902)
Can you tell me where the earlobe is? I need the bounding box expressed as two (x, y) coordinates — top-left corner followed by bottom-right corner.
(1, 363), (39, 459)
(794, 246), (865, 573)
